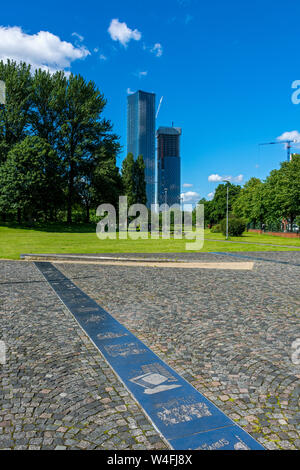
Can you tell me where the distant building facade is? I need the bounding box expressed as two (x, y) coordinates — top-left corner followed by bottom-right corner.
(157, 126), (182, 206)
(127, 90), (156, 207)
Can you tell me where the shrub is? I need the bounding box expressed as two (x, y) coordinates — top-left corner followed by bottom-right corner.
(210, 224), (222, 233)
(220, 216), (246, 237)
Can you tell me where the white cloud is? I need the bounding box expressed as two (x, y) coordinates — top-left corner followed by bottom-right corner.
(183, 183), (193, 188)
(233, 174), (244, 182)
(181, 191), (200, 204)
(150, 43), (163, 57)
(0, 26), (90, 74)
(71, 32), (84, 42)
(277, 130), (300, 147)
(135, 70), (148, 79)
(99, 54), (107, 61)
(277, 130), (300, 141)
(207, 192), (215, 200)
(208, 174), (223, 182)
(208, 173), (243, 183)
(93, 47), (99, 53)
(127, 88), (135, 95)
(108, 19), (141, 47)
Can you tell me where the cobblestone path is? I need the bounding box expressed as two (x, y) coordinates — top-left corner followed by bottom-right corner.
(56, 252), (300, 450)
(0, 261), (167, 450)
(1, 253), (300, 450)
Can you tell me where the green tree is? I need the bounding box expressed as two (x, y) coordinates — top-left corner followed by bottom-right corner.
(0, 61), (121, 224)
(0, 60), (32, 163)
(76, 150), (122, 223)
(135, 155), (147, 205)
(220, 215), (246, 236)
(194, 197), (214, 227)
(57, 73), (119, 223)
(121, 152), (136, 206)
(233, 177), (268, 227)
(121, 153), (147, 207)
(210, 183), (242, 223)
(0, 136), (63, 223)
(264, 156), (300, 229)
(30, 69), (67, 148)
(92, 155), (122, 209)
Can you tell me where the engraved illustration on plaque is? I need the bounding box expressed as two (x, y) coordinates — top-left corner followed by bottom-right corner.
(130, 362), (181, 395)
(156, 396), (212, 426)
(97, 332), (129, 340)
(104, 342), (147, 357)
(83, 314), (105, 323)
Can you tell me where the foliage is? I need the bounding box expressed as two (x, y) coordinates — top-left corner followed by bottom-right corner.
(210, 224), (221, 233)
(0, 136), (64, 222)
(0, 60), (32, 162)
(220, 216), (246, 236)
(121, 153), (135, 206)
(0, 61), (121, 224)
(264, 156), (300, 228)
(233, 177), (265, 224)
(121, 153), (147, 206)
(201, 156), (300, 232)
(211, 183), (242, 223)
(135, 155), (147, 205)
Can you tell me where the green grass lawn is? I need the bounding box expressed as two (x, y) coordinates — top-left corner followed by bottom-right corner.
(0, 223), (300, 259)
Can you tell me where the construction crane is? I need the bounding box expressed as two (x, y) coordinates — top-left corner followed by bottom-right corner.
(259, 139), (298, 162)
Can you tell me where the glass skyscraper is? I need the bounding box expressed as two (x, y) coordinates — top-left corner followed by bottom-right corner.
(157, 126), (182, 206)
(127, 90), (156, 207)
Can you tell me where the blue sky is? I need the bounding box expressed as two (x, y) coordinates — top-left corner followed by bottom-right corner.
(1, 0), (300, 204)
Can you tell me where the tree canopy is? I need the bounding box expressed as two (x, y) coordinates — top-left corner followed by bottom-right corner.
(0, 60), (121, 224)
(201, 156), (300, 231)
(121, 153), (147, 207)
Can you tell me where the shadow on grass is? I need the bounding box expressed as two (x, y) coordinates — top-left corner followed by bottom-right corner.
(0, 221), (96, 233)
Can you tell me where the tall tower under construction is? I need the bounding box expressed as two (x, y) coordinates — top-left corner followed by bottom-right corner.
(127, 90), (156, 207)
(156, 126), (182, 206)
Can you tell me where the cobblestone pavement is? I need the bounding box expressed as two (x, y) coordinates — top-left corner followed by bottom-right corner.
(56, 252), (300, 450)
(0, 261), (167, 450)
(1, 253), (300, 450)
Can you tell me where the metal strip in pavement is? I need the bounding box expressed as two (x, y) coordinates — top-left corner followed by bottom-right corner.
(35, 261), (264, 451)
(213, 252), (300, 267)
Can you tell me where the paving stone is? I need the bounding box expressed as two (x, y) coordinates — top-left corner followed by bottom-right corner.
(1, 254), (300, 450)
(56, 252), (300, 450)
(0, 261), (167, 451)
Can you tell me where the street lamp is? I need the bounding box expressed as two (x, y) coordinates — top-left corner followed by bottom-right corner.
(164, 188), (168, 207)
(222, 180), (230, 240)
(177, 194), (183, 210)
